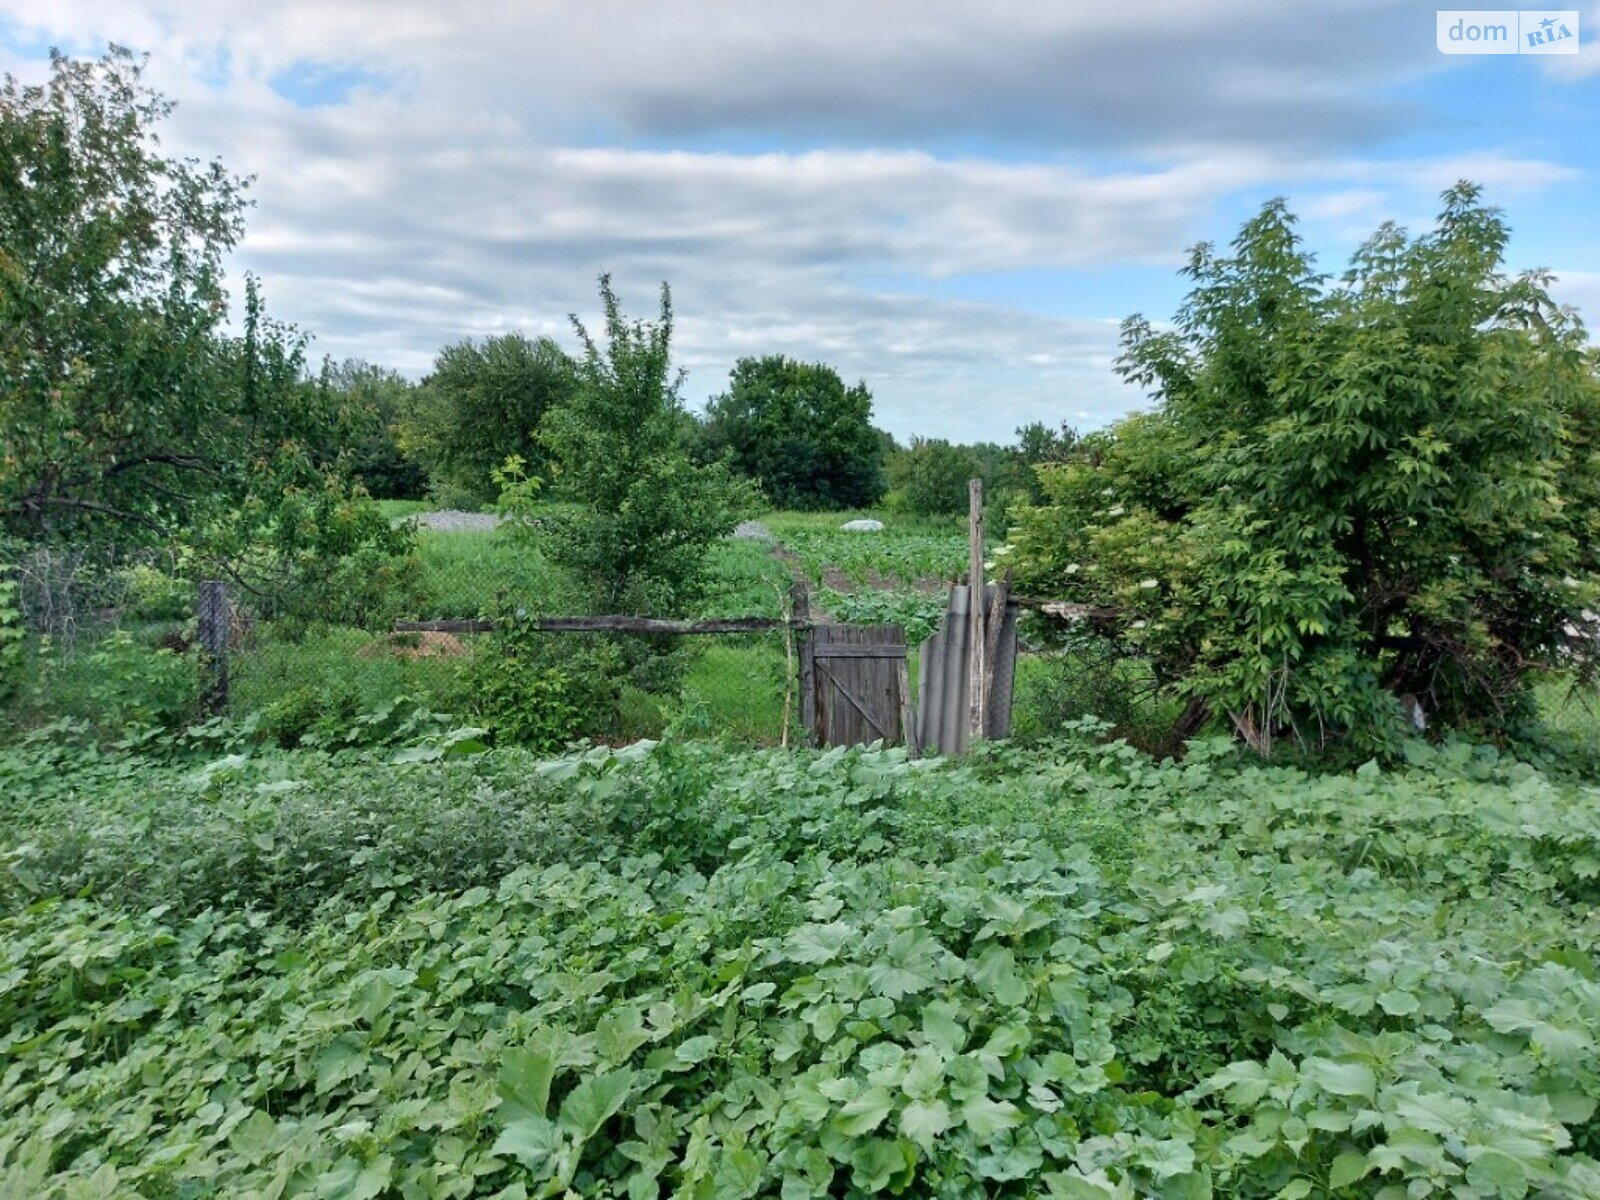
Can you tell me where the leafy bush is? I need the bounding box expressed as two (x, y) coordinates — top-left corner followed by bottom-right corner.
(886, 437), (977, 516)
(1009, 185), (1600, 755)
(17, 630), (198, 739)
(460, 610), (624, 750)
(0, 575), (22, 704)
(239, 472), (426, 635)
(530, 276), (757, 619)
(397, 334), (576, 506)
(115, 562), (192, 623)
(821, 587), (948, 645)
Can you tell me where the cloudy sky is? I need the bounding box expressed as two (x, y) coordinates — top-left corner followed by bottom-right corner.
(3, 1), (1598, 440)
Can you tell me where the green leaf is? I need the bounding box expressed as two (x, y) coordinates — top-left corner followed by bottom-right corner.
(1375, 990), (1418, 1016)
(498, 1047), (557, 1122)
(784, 922), (855, 965)
(492, 1117), (562, 1172)
(961, 1096), (1023, 1140)
(1303, 1058), (1376, 1100)
(558, 1068), (637, 1140)
(674, 1035), (718, 1066)
(834, 1086), (895, 1137)
(711, 1147), (765, 1200)
(899, 1099), (952, 1149)
(1466, 1151), (1528, 1199)
(921, 1002), (967, 1055)
(314, 1038), (368, 1095)
(848, 1138), (915, 1192)
(1329, 1151), (1372, 1189)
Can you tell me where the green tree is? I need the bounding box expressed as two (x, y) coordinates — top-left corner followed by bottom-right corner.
(0, 48), (252, 543)
(322, 359), (428, 499)
(531, 276), (755, 617)
(701, 355), (884, 509)
(0, 49), (414, 629)
(1009, 186), (1600, 753)
(886, 437), (976, 515)
(400, 333), (575, 506)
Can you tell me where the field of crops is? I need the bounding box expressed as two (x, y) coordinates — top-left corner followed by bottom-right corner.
(3, 727), (1599, 1197)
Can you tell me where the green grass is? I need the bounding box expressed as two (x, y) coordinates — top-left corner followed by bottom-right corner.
(229, 624), (471, 719)
(411, 528), (580, 619)
(374, 498), (433, 521)
(698, 538), (791, 619)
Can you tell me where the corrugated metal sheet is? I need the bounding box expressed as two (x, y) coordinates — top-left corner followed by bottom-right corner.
(915, 585), (1018, 755)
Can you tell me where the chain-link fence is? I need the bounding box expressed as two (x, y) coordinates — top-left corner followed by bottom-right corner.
(2, 524), (802, 748)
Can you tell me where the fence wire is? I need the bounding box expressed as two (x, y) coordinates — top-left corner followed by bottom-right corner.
(3, 529), (802, 748)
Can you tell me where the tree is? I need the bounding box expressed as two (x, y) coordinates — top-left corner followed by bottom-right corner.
(0, 49), (414, 628)
(399, 333), (575, 506)
(701, 355), (884, 509)
(0, 48), (253, 543)
(886, 437), (976, 515)
(532, 275), (755, 616)
(1008, 185), (1600, 753)
(321, 359), (427, 500)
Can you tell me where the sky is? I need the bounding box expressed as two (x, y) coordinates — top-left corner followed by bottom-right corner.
(3, 1), (1598, 442)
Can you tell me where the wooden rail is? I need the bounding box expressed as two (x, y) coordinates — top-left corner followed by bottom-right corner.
(394, 615), (792, 635)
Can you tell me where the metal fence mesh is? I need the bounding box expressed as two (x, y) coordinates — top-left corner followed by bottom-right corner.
(3, 530), (801, 748)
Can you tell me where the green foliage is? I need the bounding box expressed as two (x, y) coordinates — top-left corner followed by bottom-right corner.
(460, 608), (623, 750)
(0, 573), (25, 704)
(820, 587), (948, 644)
(0, 48), (245, 544)
(886, 436), (976, 516)
(1009, 185), (1600, 753)
(702, 355), (886, 509)
(115, 561), (190, 622)
(0, 52), (364, 555)
(323, 358), (429, 499)
(775, 526), (969, 590)
(531, 276), (757, 618)
(32, 629), (198, 737)
(2, 735), (1600, 1195)
(400, 334), (576, 507)
(1012, 636), (1183, 751)
(230, 468), (425, 635)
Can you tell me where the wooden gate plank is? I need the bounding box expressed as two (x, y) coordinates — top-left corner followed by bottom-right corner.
(808, 623), (909, 749)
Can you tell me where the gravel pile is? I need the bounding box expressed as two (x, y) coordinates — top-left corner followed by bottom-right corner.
(402, 510), (502, 532)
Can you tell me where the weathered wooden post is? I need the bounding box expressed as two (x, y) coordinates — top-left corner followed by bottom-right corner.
(792, 581), (816, 747)
(198, 580), (230, 716)
(966, 478), (986, 742)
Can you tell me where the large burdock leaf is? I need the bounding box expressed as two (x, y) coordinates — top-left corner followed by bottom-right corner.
(833, 1086), (895, 1137)
(492, 1116), (562, 1172)
(961, 1096), (1023, 1140)
(499, 1047), (557, 1122)
(1302, 1057), (1376, 1101)
(784, 922), (855, 965)
(559, 1068), (637, 1141)
(899, 1099), (953, 1150)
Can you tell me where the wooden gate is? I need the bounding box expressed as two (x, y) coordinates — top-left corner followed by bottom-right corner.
(802, 623), (916, 751)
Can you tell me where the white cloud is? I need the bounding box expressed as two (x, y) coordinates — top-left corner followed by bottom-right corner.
(1, 0), (1593, 440)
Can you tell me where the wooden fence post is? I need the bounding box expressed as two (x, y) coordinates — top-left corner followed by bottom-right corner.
(966, 478), (986, 743)
(198, 580), (230, 716)
(792, 581), (816, 747)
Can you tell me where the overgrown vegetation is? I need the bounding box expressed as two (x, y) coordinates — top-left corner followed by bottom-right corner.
(3, 732), (1599, 1196)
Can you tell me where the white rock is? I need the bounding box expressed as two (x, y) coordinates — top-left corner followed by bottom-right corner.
(839, 519), (885, 532)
